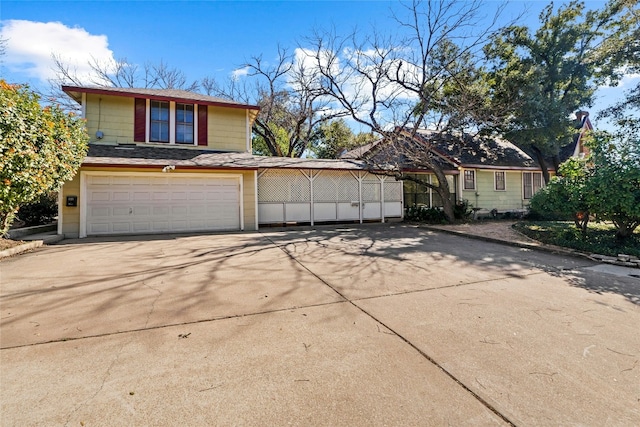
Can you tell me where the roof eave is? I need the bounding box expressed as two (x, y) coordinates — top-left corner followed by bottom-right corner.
(61, 85), (261, 111)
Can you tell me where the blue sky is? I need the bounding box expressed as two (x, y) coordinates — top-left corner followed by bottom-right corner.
(1, 0), (634, 130)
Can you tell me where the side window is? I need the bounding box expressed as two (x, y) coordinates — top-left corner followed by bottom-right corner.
(494, 171), (506, 191)
(463, 170), (475, 190)
(523, 172), (543, 199)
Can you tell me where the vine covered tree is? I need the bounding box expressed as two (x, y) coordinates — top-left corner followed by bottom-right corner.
(0, 81), (89, 235)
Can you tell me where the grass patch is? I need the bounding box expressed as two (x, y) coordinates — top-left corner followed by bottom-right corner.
(513, 221), (640, 257)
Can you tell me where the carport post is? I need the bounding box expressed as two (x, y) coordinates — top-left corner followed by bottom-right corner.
(380, 176), (385, 223)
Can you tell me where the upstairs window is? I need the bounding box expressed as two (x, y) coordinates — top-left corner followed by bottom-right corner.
(463, 170), (476, 190)
(135, 99), (206, 146)
(175, 103), (194, 144)
(150, 101), (170, 143)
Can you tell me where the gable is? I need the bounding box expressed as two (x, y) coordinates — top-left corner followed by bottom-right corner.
(64, 85), (259, 153)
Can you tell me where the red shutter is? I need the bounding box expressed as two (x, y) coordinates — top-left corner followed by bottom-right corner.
(198, 105), (208, 146)
(134, 98), (146, 142)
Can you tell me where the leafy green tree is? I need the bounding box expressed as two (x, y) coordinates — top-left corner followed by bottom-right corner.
(0, 81), (89, 235)
(309, 119), (376, 159)
(529, 157), (590, 234)
(485, 0), (638, 183)
(530, 127), (640, 240)
(584, 129), (640, 240)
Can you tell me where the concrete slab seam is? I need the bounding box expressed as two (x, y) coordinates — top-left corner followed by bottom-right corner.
(0, 300), (348, 351)
(262, 232), (517, 427)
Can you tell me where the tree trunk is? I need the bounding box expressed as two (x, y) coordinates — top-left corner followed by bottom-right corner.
(1, 209), (17, 238)
(531, 146), (551, 184)
(432, 167), (455, 223)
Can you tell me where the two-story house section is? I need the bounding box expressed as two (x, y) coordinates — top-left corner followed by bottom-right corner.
(58, 85), (261, 238)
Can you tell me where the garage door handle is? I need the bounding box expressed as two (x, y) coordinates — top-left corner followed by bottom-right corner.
(129, 208), (133, 214)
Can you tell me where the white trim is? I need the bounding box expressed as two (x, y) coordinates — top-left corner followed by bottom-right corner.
(80, 170), (244, 238)
(380, 176), (385, 223)
(193, 104), (198, 145)
(169, 102), (176, 144)
(494, 171), (507, 191)
(239, 175), (244, 231)
(145, 99), (150, 143)
(79, 171), (87, 238)
(254, 170), (259, 230)
(462, 169), (476, 191)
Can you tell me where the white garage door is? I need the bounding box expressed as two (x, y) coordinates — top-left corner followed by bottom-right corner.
(83, 173), (241, 236)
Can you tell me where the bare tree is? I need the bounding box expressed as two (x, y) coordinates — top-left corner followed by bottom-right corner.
(47, 55), (199, 109)
(203, 46), (348, 157)
(304, 0), (507, 222)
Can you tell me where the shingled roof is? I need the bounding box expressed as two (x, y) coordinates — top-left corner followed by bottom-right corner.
(83, 144), (367, 171)
(341, 129), (539, 170)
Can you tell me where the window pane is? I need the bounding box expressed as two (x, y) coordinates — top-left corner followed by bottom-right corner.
(523, 173), (532, 199)
(495, 172), (505, 191)
(175, 104), (194, 144)
(464, 170), (475, 190)
(150, 101), (169, 142)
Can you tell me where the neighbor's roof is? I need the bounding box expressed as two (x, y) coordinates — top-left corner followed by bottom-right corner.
(414, 130), (538, 169)
(82, 144), (368, 171)
(342, 129), (539, 170)
(62, 85), (260, 111)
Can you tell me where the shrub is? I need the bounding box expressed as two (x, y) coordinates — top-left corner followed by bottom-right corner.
(17, 192), (58, 226)
(405, 205), (447, 223)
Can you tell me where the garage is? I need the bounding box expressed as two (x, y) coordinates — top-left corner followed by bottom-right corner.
(80, 172), (242, 237)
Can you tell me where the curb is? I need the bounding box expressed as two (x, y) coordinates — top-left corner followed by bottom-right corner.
(0, 240), (44, 260)
(0, 234), (64, 260)
(420, 225), (597, 262)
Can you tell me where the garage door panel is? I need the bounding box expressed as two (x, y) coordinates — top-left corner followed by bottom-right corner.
(112, 207), (130, 216)
(90, 206), (110, 217)
(85, 174), (241, 236)
(90, 191), (111, 202)
(112, 222), (130, 233)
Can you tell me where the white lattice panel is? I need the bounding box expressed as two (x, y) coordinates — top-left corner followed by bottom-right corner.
(314, 171), (358, 202)
(362, 182), (381, 202)
(384, 181), (403, 202)
(258, 169), (310, 202)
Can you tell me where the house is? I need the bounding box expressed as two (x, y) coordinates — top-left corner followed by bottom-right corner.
(342, 114), (593, 217)
(342, 130), (540, 216)
(58, 86), (403, 238)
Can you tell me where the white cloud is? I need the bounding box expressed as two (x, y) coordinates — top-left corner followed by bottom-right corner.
(231, 66), (249, 80)
(0, 20), (115, 83)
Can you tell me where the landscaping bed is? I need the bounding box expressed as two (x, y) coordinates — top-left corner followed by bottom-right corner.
(513, 221), (640, 258)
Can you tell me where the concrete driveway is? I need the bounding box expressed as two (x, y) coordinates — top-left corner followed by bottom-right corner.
(1, 224), (639, 426)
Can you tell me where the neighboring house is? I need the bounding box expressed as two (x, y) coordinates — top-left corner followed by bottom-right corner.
(342, 130), (540, 215)
(342, 114), (593, 216)
(58, 86), (403, 238)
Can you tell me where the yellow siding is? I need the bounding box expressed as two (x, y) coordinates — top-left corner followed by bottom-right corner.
(85, 94), (134, 144)
(60, 172), (82, 238)
(60, 166), (257, 238)
(208, 107), (248, 152)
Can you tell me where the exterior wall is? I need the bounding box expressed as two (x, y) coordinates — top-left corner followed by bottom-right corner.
(82, 95), (249, 152)
(85, 94), (134, 144)
(59, 166), (257, 238)
(60, 172), (82, 238)
(460, 169), (526, 211)
(207, 107), (248, 152)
